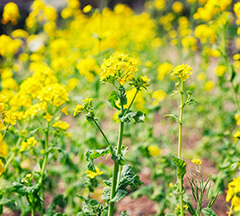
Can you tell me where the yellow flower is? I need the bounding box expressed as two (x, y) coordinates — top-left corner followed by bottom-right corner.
(235, 113), (240, 126)
(20, 137), (37, 152)
(100, 52), (138, 85)
(226, 176), (240, 212)
(204, 81), (214, 91)
(44, 113), (53, 122)
(233, 130), (240, 138)
(76, 57), (99, 83)
(61, 107), (68, 115)
(73, 105), (84, 116)
(12, 29), (29, 38)
(191, 159), (202, 166)
(83, 5), (92, 13)
(172, 1), (183, 13)
(148, 145), (161, 157)
(158, 62), (173, 80)
(85, 167), (103, 179)
(197, 72), (206, 81)
(154, 0), (166, 10)
(82, 97), (93, 103)
(2, 2), (20, 25)
(152, 89), (167, 106)
(52, 120), (70, 130)
(0, 159), (5, 176)
(215, 65), (227, 77)
(0, 139), (8, 158)
(171, 64), (192, 82)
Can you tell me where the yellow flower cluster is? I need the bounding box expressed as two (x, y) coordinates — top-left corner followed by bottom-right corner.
(73, 98), (93, 116)
(100, 52), (138, 85)
(152, 90), (167, 106)
(85, 167), (103, 179)
(148, 145), (161, 157)
(171, 64), (193, 82)
(0, 35), (22, 57)
(52, 120), (70, 130)
(0, 159), (5, 176)
(76, 57), (100, 83)
(158, 62), (173, 80)
(26, 0), (57, 29)
(193, 0), (232, 21)
(226, 176), (240, 212)
(2, 2), (20, 25)
(20, 137), (37, 152)
(0, 134), (8, 158)
(38, 83), (69, 107)
(191, 159), (202, 166)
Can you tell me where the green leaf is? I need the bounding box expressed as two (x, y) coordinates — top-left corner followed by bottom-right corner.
(119, 110), (145, 124)
(11, 182), (40, 195)
(108, 91), (120, 110)
(231, 162), (238, 171)
(110, 165), (143, 203)
(164, 114), (181, 124)
(120, 210), (130, 216)
(230, 65), (236, 83)
(169, 154), (186, 178)
(170, 90), (179, 96)
(81, 198), (107, 215)
(0, 198), (14, 206)
(184, 98), (197, 107)
(201, 208), (217, 216)
(132, 111), (145, 123)
(101, 186), (111, 201)
(111, 154), (126, 166)
(184, 201), (196, 215)
(110, 189), (128, 203)
(46, 195), (66, 216)
(165, 214), (176, 216)
(86, 147), (110, 171)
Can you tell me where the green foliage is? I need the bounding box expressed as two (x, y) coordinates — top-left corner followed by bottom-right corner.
(169, 154), (186, 179)
(102, 165), (142, 203)
(201, 208), (217, 216)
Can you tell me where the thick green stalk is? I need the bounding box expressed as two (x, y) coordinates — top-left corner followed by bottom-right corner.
(38, 124), (49, 215)
(178, 80), (184, 216)
(108, 120), (124, 216)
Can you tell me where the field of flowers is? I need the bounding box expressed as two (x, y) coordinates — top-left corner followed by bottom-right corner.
(0, 0), (240, 215)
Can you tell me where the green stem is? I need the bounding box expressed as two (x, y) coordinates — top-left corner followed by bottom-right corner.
(108, 116), (124, 216)
(178, 80), (184, 216)
(31, 201), (36, 216)
(38, 123), (49, 215)
(92, 119), (112, 148)
(228, 201), (234, 216)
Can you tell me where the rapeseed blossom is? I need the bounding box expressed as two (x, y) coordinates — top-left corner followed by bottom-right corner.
(2, 2), (20, 25)
(152, 90), (167, 106)
(171, 64), (192, 82)
(191, 159), (202, 166)
(73, 98), (93, 116)
(20, 137), (37, 152)
(158, 62), (173, 80)
(100, 52), (138, 85)
(0, 160), (5, 175)
(52, 120), (70, 130)
(226, 176), (240, 212)
(148, 145), (161, 157)
(85, 167), (103, 179)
